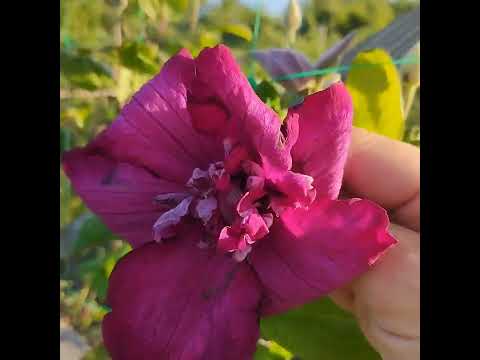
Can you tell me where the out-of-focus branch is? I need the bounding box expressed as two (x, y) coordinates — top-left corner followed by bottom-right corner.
(60, 88), (117, 100)
(109, 0), (129, 47)
(107, 0), (128, 82)
(285, 0), (302, 47)
(403, 83), (419, 120)
(190, 0), (201, 33)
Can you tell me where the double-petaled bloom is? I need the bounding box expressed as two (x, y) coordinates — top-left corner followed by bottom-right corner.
(62, 45), (396, 359)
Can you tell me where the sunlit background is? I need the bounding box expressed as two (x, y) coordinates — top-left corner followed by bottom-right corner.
(60, 0), (420, 358)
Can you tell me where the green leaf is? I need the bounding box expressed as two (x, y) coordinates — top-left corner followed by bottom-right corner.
(119, 41), (159, 74)
(199, 31), (220, 49)
(254, 80), (287, 118)
(61, 105), (91, 129)
(62, 33), (76, 51)
(103, 255), (117, 279)
(138, 0), (162, 21)
(104, 243), (131, 277)
(83, 343), (110, 360)
(255, 80), (279, 103)
(222, 24), (253, 42)
(60, 128), (72, 154)
(260, 298), (381, 360)
(248, 76), (258, 91)
(61, 49), (112, 78)
(282, 88), (309, 109)
(72, 214), (116, 255)
(91, 270), (109, 301)
(266, 341), (293, 359)
(255, 339), (294, 360)
(405, 124), (420, 146)
(61, 49), (113, 90)
(256, 345), (283, 360)
(115, 67), (152, 105)
(266, 98), (285, 116)
(76, 242), (131, 300)
(346, 49), (405, 140)
(166, 0), (189, 12)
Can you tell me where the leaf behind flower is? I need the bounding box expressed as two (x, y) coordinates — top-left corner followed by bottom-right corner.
(346, 49), (404, 139)
(259, 298), (381, 360)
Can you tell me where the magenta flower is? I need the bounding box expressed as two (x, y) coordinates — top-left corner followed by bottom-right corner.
(62, 45), (396, 359)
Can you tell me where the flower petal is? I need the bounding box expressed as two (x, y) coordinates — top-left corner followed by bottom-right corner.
(153, 196), (193, 242)
(148, 48), (224, 164)
(288, 82), (353, 199)
(188, 101), (229, 137)
(241, 213), (269, 241)
(102, 228), (262, 359)
(194, 45), (294, 172)
(62, 149), (185, 248)
(249, 198), (397, 316)
(218, 226), (242, 252)
(86, 49), (223, 184)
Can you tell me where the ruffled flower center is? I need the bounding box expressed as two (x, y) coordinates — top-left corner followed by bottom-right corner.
(152, 133), (316, 262)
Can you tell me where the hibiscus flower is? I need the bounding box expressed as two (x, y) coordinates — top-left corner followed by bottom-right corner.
(62, 44), (396, 359)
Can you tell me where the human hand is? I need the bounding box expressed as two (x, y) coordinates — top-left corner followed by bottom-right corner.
(330, 127), (420, 360)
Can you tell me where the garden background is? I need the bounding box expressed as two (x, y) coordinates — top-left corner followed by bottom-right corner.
(60, 0), (420, 358)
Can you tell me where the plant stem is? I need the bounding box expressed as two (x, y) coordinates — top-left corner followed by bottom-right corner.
(403, 83), (419, 119)
(190, 0), (200, 33)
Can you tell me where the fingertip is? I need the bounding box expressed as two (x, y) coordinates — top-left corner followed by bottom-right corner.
(344, 127), (420, 208)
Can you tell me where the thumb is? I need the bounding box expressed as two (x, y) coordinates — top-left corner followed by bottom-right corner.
(329, 223), (420, 360)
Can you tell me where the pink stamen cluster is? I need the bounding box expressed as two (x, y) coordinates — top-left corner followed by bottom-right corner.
(153, 139), (314, 261)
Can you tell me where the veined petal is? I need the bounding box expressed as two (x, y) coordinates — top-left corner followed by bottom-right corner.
(62, 149), (185, 248)
(102, 228), (262, 359)
(85, 49), (223, 185)
(148, 48), (224, 164)
(288, 82), (353, 199)
(269, 170), (315, 210)
(194, 45), (294, 172)
(249, 198), (397, 316)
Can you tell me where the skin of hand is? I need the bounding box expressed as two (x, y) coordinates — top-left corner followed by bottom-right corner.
(329, 127), (420, 360)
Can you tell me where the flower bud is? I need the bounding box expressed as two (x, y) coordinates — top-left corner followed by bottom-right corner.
(189, 0), (200, 32)
(285, 0), (302, 45)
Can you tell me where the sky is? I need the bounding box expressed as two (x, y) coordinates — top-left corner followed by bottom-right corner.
(239, 0), (306, 16)
(206, 0), (309, 17)
(206, 0), (417, 17)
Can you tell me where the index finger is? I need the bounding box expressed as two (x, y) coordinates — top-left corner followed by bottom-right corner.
(342, 127), (420, 231)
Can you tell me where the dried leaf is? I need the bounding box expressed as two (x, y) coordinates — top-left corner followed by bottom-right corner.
(251, 48), (313, 91)
(314, 30), (356, 69)
(251, 31), (355, 92)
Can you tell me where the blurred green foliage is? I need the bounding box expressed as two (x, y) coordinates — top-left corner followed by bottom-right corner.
(60, 0), (419, 358)
(346, 49), (405, 139)
(258, 298), (381, 360)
